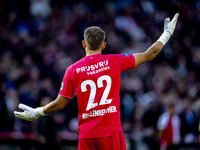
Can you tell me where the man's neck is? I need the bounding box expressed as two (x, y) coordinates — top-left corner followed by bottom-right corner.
(86, 48), (102, 56)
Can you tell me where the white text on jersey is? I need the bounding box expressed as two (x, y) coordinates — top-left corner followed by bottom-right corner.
(76, 60), (109, 73)
(82, 106), (117, 119)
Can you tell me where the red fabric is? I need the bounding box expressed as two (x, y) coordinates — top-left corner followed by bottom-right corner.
(161, 116), (173, 146)
(77, 131), (126, 150)
(59, 53), (135, 139)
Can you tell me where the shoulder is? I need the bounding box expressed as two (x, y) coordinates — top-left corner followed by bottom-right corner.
(111, 54), (135, 61)
(72, 57), (85, 67)
(67, 57), (86, 71)
(157, 112), (170, 130)
(158, 112), (170, 121)
(102, 54), (123, 60)
(100, 54), (114, 58)
(66, 64), (73, 72)
(64, 64), (76, 79)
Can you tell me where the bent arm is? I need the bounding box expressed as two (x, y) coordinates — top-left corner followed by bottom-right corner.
(14, 95), (70, 121)
(133, 41), (164, 67)
(43, 95), (70, 114)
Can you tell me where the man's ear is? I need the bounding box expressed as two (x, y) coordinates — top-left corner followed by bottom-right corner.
(82, 40), (86, 48)
(102, 42), (106, 50)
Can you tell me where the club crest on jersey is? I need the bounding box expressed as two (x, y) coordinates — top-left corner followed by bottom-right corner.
(122, 54), (130, 57)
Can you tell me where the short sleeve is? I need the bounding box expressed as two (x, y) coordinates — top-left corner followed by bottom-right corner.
(59, 66), (75, 99)
(115, 54), (135, 72)
(157, 112), (169, 130)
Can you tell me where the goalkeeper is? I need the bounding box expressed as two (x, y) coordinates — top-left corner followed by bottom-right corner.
(14, 13), (179, 150)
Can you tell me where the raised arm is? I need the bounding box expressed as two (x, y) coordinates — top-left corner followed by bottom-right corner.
(14, 95), (69, 121)
(133, 13), (179, 67)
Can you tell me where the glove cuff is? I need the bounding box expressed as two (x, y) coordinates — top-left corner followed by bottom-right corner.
(34, 107), (46, 117)
(157, 31), (171, 45)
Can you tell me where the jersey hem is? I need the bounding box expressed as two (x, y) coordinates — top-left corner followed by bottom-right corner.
(59, 94), (72, 99)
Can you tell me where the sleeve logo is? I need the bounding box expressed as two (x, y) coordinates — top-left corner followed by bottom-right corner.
(60, 82), (63, 91)
(122, 54), (130, 57)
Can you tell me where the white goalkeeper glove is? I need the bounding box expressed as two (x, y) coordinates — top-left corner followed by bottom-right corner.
(14, 104), (46, 121)
(158, 13), (179, 45)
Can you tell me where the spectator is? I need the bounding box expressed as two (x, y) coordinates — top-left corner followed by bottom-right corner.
(179, 98), (199, 145)
(157, 102), (181, 150)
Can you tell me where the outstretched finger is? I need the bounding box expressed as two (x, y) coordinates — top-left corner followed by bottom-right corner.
(14, 111), (24, 119)
(18, 103), (32, 111)
(171, 13), (179, 22)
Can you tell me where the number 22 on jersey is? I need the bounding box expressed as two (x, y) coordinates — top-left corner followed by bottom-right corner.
(81, 75), (112, 111)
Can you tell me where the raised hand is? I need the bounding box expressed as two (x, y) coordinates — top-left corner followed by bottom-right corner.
(164, 13), (179, 35)
(158, 13), (179, 45)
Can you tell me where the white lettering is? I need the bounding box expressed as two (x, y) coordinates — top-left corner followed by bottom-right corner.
(93, 111), (96, 116)
(82, 106), (117, 120)
(105, 60), (108, 65)
(95, 63), (98, 69)
(76, 60), (109, 74)
(101, 109), (105, 115)
(99, 62), (104, 67)
(81, 67), (85, 72)
(87, 66), (90, 71)
(76, 68), (81, 73)
(91, 65), (95, 70)
(107, 107), (112, 113)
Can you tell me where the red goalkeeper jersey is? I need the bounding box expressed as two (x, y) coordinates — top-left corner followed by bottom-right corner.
(59, 53), (135, 139)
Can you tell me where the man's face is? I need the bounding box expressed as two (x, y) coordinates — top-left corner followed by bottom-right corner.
(168, 104), (175, 115)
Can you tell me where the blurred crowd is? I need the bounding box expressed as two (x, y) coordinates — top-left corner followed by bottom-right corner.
(0, 0), (200, 150)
